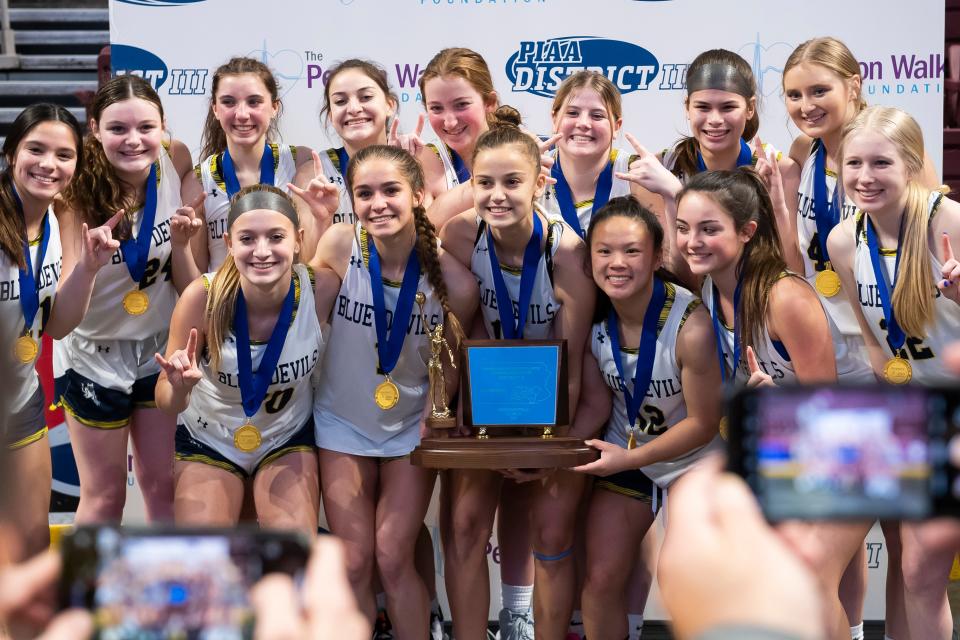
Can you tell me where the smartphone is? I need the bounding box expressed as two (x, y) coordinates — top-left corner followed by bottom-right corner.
(59, 526), (311, 640)
(726, 384), (960, 521)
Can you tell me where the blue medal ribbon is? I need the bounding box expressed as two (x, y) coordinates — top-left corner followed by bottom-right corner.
(12, 185), (50, 333)
(710, 280), (742, 383)
(221, 143), (276, 199)
(696, 138), (753, 173)
(335, 147), (350, 177)
(119, 162), (158, 286)
(448, 146), (471, 183)
(607, 276), (667, 430)
(550, 152), (614, 239)
(865, 215), (907, 355)
(368, 236), (421, 376)
(486, 214), (543, 339)
(812, 140), (839, 266)
(234, 278), (295, 420)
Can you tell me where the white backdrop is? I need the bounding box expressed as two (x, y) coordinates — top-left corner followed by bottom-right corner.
(107, 0), (945, 623)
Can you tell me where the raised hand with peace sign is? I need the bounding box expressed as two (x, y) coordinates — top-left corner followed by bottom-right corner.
(388, 113), (427, 157)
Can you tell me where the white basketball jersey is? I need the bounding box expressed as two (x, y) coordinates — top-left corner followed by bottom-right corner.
(660, 140), (778, 184)
(700, 274), (869, 384)
(471, 218), (564, 340)
(181, 264), (323, 469)
(197, 143), (299, 270)
(852, 195), (960, 384)
(72, 148), (180, 341)
(1, 208), (61, 414)
(314, 225), (442, 456)
(426, 142), (465, 192)
(318, 147), (356, 227)
(592, 282), (723, 487)
(796, 139), (860, 334)
(540, 148), (633, 233)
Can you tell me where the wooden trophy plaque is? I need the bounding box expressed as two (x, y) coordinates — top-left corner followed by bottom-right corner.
(411, 339), (599, 469)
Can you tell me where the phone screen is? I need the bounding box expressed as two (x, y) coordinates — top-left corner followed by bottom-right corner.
(61, 527), (308, 640)
(735, 386), (947, 520)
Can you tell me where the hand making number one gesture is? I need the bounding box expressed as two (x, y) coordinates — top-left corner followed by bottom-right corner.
(79, 209), (123, 272)
(170, 192), (206, 248)
(939, 232), (960, 305)
(155, 327), (202, 394)
(616, 132), (682, 198)
(745, 346), (775, 388)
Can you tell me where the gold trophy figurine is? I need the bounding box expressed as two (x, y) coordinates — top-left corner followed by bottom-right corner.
(416, 292), (457, 429)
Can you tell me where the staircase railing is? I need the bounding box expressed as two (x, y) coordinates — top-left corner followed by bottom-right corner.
(0, 0), (17, 69)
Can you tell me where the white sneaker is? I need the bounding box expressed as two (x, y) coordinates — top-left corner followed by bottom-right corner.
(496, 607), (535, 640)
(430, 606), (449, 640)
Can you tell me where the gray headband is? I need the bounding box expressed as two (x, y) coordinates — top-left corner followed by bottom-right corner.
(686, 63), (754, 98)
(228, 190), (298, 230)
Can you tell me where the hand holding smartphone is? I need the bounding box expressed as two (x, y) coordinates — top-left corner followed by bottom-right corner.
(59, 526), (310, 640)
(726, 384), (960, 521)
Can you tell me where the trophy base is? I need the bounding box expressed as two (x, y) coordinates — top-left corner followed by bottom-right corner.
(411, 436), (598, 469)
(427, 415), (457, 430)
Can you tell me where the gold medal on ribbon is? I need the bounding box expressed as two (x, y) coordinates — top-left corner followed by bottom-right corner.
(627, 428), (637, 450)
(14, 334), (38, 364)
(883, 357), (912, 385)
(374, 376), (400, 410)
(122, 290), (149, 316)
(234, 423), (262, 452)
(719, 416), (729, 440)
(815, 269), (841, 298)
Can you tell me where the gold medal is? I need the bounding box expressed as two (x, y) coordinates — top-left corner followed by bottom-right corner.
(234, 423), (262, 452)
(14, 334), (38, 363)
(627, 429), (637, 450)
(883, 357), (912, 385)
(815, 269), (841, 298)
(719, 416), (729, 440)
(374, 376), (400, 410)
(122, 290), (149, 316)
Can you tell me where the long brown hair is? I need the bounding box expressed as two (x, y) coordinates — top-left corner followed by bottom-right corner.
(345, 144), (465, 346)
(672, 49), (759, 179)
(419, 48), (498, 125)
(839, 106), (946, 338)
(64, 74), (165, 240)
(199, 57), (281, 161)
(0, 104), (83, 268)
(205, 184), (299, 371)
(678, 168), (796, 351)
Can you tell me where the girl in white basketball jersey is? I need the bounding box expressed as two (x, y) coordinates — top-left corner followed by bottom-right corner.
(0, 105), (119, 556)
(828, 106), (960, 640)
(674, 168), (873, 640)
(54, 75), (196, 524)
(572, 195), (722, 639)
(311, 145), (477, 638)
(175, 57), (315, 278)
(439, 114), (595, 640)
(299, 59), (399, 250)
(539, 71), (633, 238)
(781, 38), (908, 640)
(155, 185), (338, 536)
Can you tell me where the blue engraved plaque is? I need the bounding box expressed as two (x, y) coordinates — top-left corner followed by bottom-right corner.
(466, 343), (560, 426)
